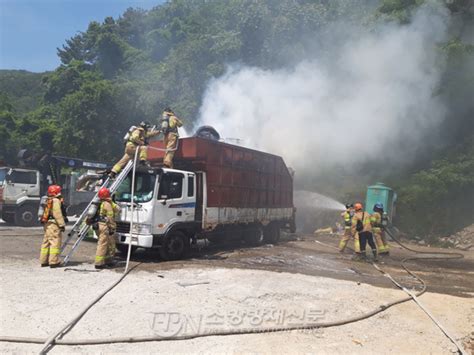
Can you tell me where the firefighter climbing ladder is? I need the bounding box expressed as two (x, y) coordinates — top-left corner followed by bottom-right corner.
(60, 160), (134, 266)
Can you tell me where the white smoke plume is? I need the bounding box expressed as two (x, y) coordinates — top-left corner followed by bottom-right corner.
(198, 4), (451, 174)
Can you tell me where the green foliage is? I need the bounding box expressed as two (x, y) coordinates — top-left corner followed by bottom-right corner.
(0, 70), (47, 113)
(396, 137), (474, 238)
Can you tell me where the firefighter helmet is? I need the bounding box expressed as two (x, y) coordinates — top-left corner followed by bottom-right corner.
(139, 121), (151, 129)
(374, 202), (384, 211)
(47, 185), (62, 197)
(98, 187), (111, 200)
(354, 202), (363, 211)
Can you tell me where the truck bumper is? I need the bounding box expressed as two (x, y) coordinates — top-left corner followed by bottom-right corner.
(116, 233), (154, 248)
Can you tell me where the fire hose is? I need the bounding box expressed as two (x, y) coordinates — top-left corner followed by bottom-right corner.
(0, 170), (468, 355)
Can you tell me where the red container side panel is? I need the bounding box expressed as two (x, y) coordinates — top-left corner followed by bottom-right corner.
(148, 137), (294, 209)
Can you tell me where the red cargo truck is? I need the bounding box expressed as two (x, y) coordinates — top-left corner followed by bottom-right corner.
(113, 137), (295, 260)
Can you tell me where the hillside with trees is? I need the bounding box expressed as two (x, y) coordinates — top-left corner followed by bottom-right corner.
(0, 0), (472, 239)
(0, 70), (47, 113)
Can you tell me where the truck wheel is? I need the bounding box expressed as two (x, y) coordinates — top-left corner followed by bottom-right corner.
(116, 244), (137, 257)
(15, 205), (37, 227)
(264, 224), (280, 244)
(245, 226), (265, 246)
(159, 231), (189, 261)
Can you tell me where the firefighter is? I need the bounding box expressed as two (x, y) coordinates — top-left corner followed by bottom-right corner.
(351, 202), (377, 261)
(39, 185), (66, 268)
(161, 107), (183, 168)
(339, 203), (358, 253)
(95, 187), (120, 269)
(371, 203), (390, 255)
(109, 121), (160, 178)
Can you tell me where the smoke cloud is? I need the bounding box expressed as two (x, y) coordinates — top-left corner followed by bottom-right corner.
(198, 4), (451, 176)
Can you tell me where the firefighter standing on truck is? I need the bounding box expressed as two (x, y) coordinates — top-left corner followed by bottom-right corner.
(351, 202), (377, 261)
(339, 203), (360, 253)
(161, 107), (183, 168)
(94, 187), (120, 269)
(39, 185), (66, 268)
(109, 121), (160, 178)
(371, 203), (390, 255)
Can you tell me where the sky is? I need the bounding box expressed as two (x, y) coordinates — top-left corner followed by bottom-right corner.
(0, 0), (163, 72)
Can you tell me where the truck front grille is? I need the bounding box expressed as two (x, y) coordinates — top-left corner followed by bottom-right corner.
(116, 222), (131, 234)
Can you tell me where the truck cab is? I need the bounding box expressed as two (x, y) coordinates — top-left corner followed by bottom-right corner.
(114, 167), (198, 260)
(1, 168), (41, 225)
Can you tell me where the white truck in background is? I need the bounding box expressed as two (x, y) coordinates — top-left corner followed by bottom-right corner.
(0, 154), (109, 226)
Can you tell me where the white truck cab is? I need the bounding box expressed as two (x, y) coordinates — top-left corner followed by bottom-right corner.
(0, 168), (42, 225)
(114, 167), (198, 260)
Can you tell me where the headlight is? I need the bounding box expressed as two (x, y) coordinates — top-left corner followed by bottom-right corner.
(131, 223), (152, 235)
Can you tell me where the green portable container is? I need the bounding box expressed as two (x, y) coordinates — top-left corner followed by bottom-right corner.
(365, 182), (397, 222)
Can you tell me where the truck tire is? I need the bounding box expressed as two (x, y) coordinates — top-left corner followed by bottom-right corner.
(15, 205), (37, 227)
(244, 226), (265, 246)
(264, 224), (280, 244)
(159, 231), (189, 261)
(116, 244), (137, 257)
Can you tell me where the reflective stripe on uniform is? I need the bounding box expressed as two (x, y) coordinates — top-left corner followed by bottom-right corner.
(95, 255), (106, 262)
(40, 248), (49, 254)
(50, 248), (61, 255)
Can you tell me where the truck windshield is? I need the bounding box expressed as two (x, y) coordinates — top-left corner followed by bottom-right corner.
(6, 169), (37, 184)
(115, 172), (156, 203)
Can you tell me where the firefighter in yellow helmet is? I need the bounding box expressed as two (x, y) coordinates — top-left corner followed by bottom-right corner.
(339, 203), (360, 253)
(110, 121), (160, 178)
(39, 185), (66, 268)
(351, 202), (377, 261)
(161, 107), (183, 168)
(371, 203), (390, 255)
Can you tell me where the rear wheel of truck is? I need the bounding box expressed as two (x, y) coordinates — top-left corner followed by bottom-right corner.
(159, 231), (189, 261)
(15, 205), (37, 227)
(264, 224), (280, 244)
(116, 244), (137, 257)
(245, 226), (265, 246)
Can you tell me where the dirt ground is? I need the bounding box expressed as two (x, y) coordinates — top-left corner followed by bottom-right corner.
(0, 222), (473, 354)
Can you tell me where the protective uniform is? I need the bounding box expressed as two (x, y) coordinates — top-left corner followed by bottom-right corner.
(351, 209), (377, 261)
(339, 207), (360, 253)
(162, 110), (183, 168)
(40, 188), (66, 267)
(371, 211), (390, 255)
(95, 191), (120, 268)
(111, 126), (160, 175)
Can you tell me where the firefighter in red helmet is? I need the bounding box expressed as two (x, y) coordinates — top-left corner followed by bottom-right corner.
(94, 187), (120, 269)
(39, 185), (66, 268)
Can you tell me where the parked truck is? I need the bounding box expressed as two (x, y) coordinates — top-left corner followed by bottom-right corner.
(0, 154), (109, 226)
(113, 136), (296, 260)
